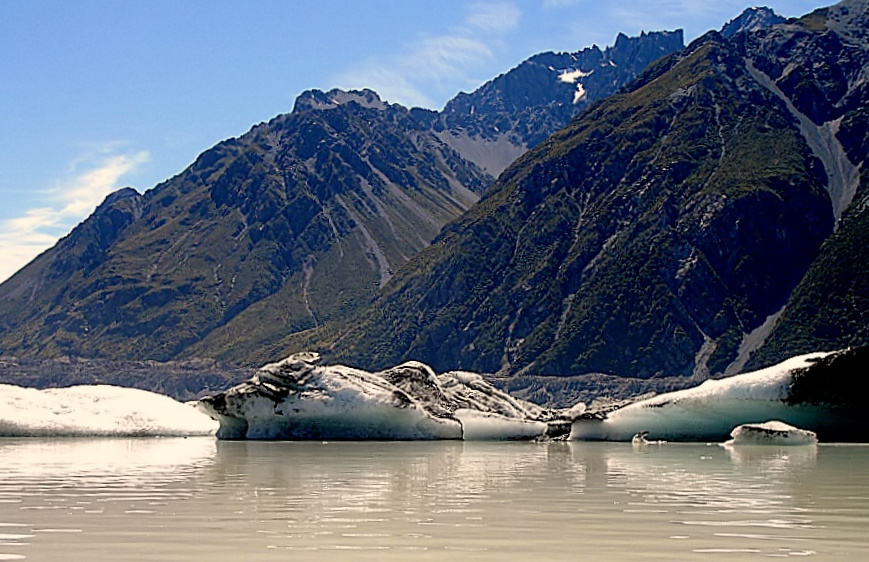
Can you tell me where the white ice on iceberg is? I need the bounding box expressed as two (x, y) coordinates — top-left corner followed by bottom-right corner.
(197, 352), (571, 440)
(569, 349), (865, 442)
(725, 421), (818, 446)
(455, 409), (548, 440)
(0, 384), (218, 437)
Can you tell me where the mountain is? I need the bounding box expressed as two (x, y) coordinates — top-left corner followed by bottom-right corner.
(0, 94), (490, 362)
(304, 0), (869, 381)
(720, 7), (786, 38)
(424, 30), (685, 176)
(0, 31), (683, 366)
(743, 0), (869, 368)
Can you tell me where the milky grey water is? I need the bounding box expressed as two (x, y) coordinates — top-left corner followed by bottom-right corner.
(1, 438), (868, 561)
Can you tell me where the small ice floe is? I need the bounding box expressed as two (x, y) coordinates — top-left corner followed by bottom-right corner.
(725, 420), (818, 446)
(197, 352), (572, 440)
(632, 431), (650, 445)
(631, 430), (666, 447)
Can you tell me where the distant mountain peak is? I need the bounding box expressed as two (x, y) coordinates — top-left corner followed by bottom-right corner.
(293, 88), (387, 113)
(720, 6), (785, 38)
(435, 29), (684, 174)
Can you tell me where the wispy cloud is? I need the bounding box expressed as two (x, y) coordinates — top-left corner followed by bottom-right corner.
(465, 1), (520, 32)
(331, 1), (521, 109)
(0, 146), (148, 283)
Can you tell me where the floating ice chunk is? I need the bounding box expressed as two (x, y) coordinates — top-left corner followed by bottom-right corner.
(198, 353), (570, 440)
(725, 421), (817, 446)
(570, 348), (869, 442)
(631, 430), (649, 445)
(631, 430), (666, 447)
(0, 384), (218, 437)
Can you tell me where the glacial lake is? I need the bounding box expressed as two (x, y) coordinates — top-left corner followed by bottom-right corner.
(2, 438), (869, 561)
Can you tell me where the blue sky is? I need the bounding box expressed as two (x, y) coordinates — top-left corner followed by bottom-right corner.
(0, 0), (827, 282)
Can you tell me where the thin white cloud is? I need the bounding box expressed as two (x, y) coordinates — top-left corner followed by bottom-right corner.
(465, 1), (521, 32)
(331, 1), (520, 109)
(0, 147), (148, 283)
(612, 0), (705, 24)
(413, 35), (494, 80)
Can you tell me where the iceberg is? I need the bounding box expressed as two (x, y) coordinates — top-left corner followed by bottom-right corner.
(570, 348), (869, 442)
(0, 384), (218, 437)
(197, 352), (573, 440)
(9, 347), (859, 442)
(725, 420), (818, 446)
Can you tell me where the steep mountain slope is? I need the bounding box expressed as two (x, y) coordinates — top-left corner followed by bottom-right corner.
(0, 31), (682, 366)
(0, 94), (489, 362)
(744, 0), (869, 367)
(311, 8), (867, 379)
(748, 163), (869, 367)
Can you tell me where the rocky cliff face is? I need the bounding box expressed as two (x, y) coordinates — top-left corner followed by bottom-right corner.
(310, 2), (869, 379)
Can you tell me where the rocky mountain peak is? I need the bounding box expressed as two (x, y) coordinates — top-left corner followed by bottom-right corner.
(720, 6), (785, 38)
(609, 29), (685, 64)
(292, 88), (387, 113)
(94, 187), (142, 215)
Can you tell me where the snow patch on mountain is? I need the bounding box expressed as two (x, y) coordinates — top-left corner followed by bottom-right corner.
(557, 69), (593, 83)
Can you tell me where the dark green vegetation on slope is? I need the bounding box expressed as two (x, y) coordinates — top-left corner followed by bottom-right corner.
(750, 164), (869, 366)
(313, 31), (835, 377)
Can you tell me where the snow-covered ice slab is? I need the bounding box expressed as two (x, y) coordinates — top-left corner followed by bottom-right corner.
(725, 420), (817, 446)
(197, 352), (572, 440)
(570, 348), (868, 442)
(0, 384), (218, 437)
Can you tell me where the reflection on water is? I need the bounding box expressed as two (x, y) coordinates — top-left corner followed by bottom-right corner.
(1, 438), (868, 560)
